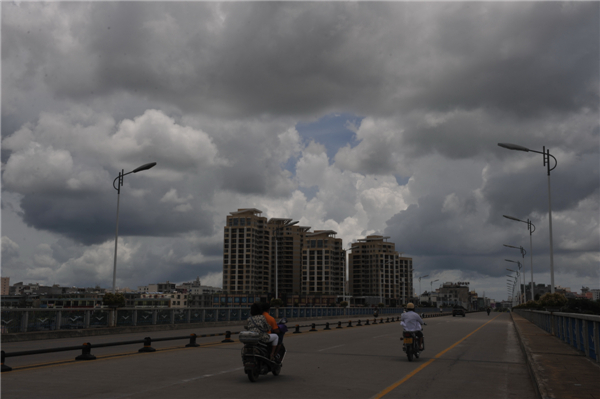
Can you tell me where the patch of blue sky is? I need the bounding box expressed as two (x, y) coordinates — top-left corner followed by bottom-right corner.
(395, 175), (410, 186)
(296, 112), (363, 161)
(282, 113), (364, 176)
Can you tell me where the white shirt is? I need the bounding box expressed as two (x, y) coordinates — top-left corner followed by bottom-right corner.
(400, 310), (424, 331)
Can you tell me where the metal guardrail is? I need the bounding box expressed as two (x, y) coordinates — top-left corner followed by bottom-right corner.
(1, 307), (444, 334)
(514, 309), (600, 363)
(1, 312), (455, 372)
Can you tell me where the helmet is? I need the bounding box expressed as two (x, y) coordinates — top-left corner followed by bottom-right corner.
(406, 303), (415, 309)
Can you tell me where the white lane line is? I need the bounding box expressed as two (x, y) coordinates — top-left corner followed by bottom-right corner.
(117, 367), (246, 397)
(182, 367), (245, 382)
(318, 344), (345, 352)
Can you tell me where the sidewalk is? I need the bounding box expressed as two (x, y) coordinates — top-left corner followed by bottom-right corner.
(511, 312), (600, 399)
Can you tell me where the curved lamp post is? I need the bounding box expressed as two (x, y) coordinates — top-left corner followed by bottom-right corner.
(503, 215), (536, 300)
(429, 279), (439, 305)
(506, 259), (524, 303)
(504, 244), (528, 301)
(498, 143), (557, 293)
(112, 162), (156, 293)
(416, 274), (429, 306)
(507, 268), (520, 305)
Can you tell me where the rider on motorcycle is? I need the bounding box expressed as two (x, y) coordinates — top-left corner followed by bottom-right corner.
(245, 303), (279, 360)
(400, 303), (425, 350)
(260, 302), (281, 360)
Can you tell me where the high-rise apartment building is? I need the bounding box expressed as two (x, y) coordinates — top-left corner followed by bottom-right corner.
(223, 209), (345, 302)
(267, 218), (311, 297)
(302, 230), (346, 296)
(348, 235), (413, 306)
(223, 209), (268, 295)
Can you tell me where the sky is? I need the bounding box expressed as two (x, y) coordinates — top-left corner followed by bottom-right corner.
(1, 1), (599, 303)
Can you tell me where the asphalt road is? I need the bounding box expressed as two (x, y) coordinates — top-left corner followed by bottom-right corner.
(1, 312), (536, 399)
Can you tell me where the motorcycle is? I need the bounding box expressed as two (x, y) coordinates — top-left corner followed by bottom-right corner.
(239, 318), (287, 382)
(401, 324), (425, 362)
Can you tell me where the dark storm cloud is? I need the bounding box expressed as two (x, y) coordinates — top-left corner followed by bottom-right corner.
(8, 2), (596, 121)
(483, 152), (599, 225)
(407, 2), (599, 117)
(18, 188), (214, 245)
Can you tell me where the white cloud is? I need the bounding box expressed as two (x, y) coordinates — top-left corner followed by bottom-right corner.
(2, 236), (20, 261)
(200, 271), (223, 288)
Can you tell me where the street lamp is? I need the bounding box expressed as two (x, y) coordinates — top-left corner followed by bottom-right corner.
(503, 216), (536, 301)
(405, 267), (414, 307)
(498, 143), (557, 293)
(429, 279), (439, 305)
(416, 275), (429, 306)
(112, 162), (157, 293)
(504, 244), (528, 301)
(506, 259), (524, 304)
(506, 268), (520, 304)
(275, 220), (298, 300)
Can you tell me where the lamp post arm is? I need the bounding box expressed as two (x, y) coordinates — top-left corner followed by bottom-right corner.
(528, 220), (536, 234)
(527, 147), (557, 175)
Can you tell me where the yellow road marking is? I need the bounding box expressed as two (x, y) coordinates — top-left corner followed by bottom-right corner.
(372, 314), (501, 399)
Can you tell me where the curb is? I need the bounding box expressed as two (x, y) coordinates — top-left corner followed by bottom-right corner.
(510, 312), (550, 399)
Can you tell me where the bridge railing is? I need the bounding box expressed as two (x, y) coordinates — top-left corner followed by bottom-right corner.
(1, 307), (415, 334)
(514, 309), (600, 363)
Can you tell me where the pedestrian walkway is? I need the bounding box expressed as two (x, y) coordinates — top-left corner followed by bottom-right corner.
(511, 312), (600, 399)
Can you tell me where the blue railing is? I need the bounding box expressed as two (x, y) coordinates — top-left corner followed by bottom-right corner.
(1, 307), (409, 334)
(515, 310), (600, 363)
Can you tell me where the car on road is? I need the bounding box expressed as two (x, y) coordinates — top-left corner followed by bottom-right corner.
(452, 308), (466, 317)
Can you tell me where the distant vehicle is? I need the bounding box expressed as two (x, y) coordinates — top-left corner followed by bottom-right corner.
(452, 308), (466, 317)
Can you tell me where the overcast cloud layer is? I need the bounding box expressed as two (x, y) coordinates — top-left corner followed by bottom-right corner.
(2, 2), (599, 301)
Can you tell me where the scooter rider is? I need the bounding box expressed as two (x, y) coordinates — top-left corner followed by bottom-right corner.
(401, 303), (425, 350)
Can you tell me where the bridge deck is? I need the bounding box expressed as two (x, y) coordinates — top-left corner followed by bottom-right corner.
(1, 312), (595, 398)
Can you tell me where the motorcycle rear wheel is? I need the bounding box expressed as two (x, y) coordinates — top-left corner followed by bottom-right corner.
(407, 346), (413, 362)
(247, 368), (259, 382)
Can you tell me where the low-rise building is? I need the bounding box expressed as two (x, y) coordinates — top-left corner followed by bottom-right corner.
(437, 282), (470, 308)
(138, 281), (177, 293)
(1, 277), (10, 296)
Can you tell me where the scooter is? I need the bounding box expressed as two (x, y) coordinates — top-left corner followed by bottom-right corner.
(401, 323), (425, 362)
(239, 318), (287, 382)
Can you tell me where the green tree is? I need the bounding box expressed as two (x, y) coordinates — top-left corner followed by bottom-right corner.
(339, 301), (349, 308)
(103, 293), (126, 308)
(270, 298), (284, 308)
(539, 292), (567, 308)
